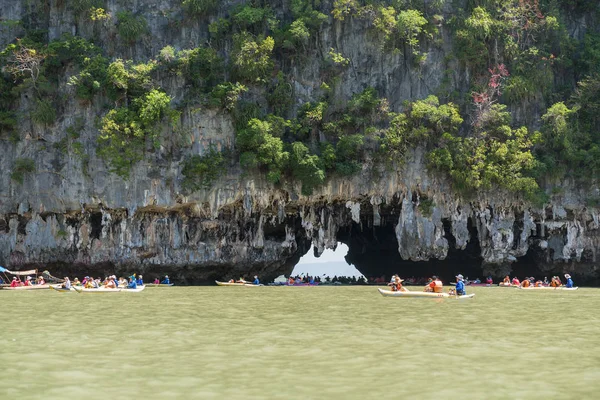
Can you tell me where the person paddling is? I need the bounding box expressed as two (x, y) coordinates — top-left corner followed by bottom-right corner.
(564, 274), (574, 288)
(253, 275), (260, 285)
(424, 276), (443, 293)
(127, 276), (137, 289)
(62, 277), (72, 289)
(455, 274), (466, 296)
(161, 275), (170, 285)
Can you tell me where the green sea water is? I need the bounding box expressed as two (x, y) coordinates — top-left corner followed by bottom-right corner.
(1, 286), (598, 399)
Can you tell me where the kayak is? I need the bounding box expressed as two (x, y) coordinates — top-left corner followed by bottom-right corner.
(377, 288), (475, 299)
(121, 285), (146, 292)
(145, 283), (174, 287)
(215, 281), (263, 287)
(2, 285), (50, 290)
(72, 287), (122, 293)
(50, 285), (78, 293)
(518, 286), (578, 291)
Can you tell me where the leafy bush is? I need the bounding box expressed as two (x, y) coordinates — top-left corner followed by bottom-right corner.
(117, 12), (148, 44)
(182, 148), (226, 191)
(177, 47), (223, 89)
(98, 90), (179, 177)
(396, 10), (428, 55)
(289, 142), (325, 195)
(208, 82), (247, 111)
(332, 0), (359, 21)
(11, 158), (35, 184)
(236, 118), (288, 182)
(68, 54), (109, 101)
(182, 0), (218, 16)
(267, 72), (293, 115)
(232, 6), (272, 31)
(31, 98), (56, 125)
(232, 34), (274, 83)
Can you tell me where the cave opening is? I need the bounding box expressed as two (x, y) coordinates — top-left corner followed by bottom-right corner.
(336, 217), (485, 284)
(291, 243), (364, 278)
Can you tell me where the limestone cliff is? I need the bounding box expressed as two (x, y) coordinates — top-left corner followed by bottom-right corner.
(0, 0), (598, 283)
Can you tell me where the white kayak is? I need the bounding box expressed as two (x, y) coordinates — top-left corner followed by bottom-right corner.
(72, 287), (122, 293)
(377, 288), (475, 299)
(215, 281), (263, 287)
(121, 285), (146, 292)
(50, 285), (78, 292)
(518, 286), (578, 291)
(2, 284), (50, 290)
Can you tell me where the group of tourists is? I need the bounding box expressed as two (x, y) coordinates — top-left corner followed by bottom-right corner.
(59, 274), (171, 289)
(501, 274), (575, 288)
(388, 274), (468, 295)
(227, 275), (261, 285)
(60, 274), (143, 289)
(8, 275), (46, 287)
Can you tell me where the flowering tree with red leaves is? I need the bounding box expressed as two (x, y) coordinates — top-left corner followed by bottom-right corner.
(472, 64), (510, 130)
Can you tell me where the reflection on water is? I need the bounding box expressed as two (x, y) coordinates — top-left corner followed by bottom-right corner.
(1, 287), (599, 399)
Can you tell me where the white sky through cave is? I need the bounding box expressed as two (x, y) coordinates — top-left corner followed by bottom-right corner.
(290, 243), (364, 278)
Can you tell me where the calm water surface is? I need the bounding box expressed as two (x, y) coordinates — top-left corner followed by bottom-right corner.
(1, 286), (599, 399)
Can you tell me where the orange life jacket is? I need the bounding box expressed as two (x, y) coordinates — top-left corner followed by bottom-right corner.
(433, 279), (443, 293)
(522, 280), (530, 287)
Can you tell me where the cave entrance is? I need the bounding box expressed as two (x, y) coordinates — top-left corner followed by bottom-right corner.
(336, 217), (484, 284)
(291, 243), (364, 279)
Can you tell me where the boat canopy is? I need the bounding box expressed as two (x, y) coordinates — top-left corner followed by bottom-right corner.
(0, 266), (37, 276)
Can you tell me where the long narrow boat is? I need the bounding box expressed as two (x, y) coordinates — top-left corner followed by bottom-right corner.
(50, 285), (78, 293)
(215, 281), (263, 287)
(72, 287), (122, 293)
(377, 288), (475, 299)
(2, 284), (50, 290)
(121, 285), (146, 292)
(145, 283), (174, 287)
(499, 283), (518, 287)
(518, 286), (578, 291)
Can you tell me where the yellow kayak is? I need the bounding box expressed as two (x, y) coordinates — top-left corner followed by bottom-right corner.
(215, 281), (262, 287)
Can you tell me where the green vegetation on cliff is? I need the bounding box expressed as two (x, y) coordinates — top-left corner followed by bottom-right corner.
(0, 0), (599, 200)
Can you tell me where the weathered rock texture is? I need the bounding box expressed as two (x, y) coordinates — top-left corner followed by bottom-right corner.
(0, 1), (599, 283)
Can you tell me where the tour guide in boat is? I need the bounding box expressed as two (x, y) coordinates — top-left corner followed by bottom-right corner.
(564, 274), (574, 288)
(455, 274), (466, 296)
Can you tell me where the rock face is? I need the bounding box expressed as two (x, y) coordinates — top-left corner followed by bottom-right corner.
(0, 1), (599, 283)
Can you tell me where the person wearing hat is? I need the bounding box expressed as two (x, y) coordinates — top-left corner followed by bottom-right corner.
(24, 276), (33, 286)
(10, 277), (20, 288)
(455, 274), (466, 296)
(161, 275), (170, 285)
(393, 275), (406, 292)
(252, 275), (260, 285)
(136, 274), (144, 286)
(62, 277), (72, 290)
(564, 274), (574, 288)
